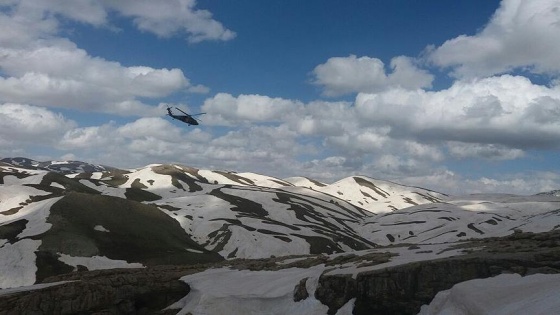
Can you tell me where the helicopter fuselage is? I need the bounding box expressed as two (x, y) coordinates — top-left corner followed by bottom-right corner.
(170, 114), (199, 125)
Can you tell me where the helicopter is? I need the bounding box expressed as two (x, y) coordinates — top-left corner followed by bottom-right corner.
(166, 106), (205, 126)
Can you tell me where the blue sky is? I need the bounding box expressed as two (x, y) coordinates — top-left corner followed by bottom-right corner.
(1, 0), (559, 194)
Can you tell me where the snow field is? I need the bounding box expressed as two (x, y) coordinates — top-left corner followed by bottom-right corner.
(169, 266), (332, 315)
(58, 254), (144, 271)
(0, 239), (41, 289)
(419, 273), (560, 315)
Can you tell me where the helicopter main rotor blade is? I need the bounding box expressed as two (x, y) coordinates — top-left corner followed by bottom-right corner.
(174, 107), (189, 116)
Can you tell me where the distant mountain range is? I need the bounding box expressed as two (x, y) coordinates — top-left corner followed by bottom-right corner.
(1, 157), (560, 314)
(0, 157), (115, 174)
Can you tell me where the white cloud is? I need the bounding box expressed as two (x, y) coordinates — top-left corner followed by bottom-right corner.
(56, 117), (213, 166)
(404, 141), (444, 162)
(201, 93), (304, 125)
(374, 154), (417, 175)
(52, 115), (304, 176)
(0, 6), (58, 47)
(4, 103), (557, 195)
(0, 103), (75, 145)
(448, 142), (525, 160)
(324, 128), (389, 154)
(301, 156), (362, 182)
(59, 117), (190, 151)
(400, 170), (560, 195)
(311, 55), (433, 97)
(0, 0), (229, 116)
(187, 84), (211, 94)
(31, 0), (108, 26)
(355, 75), (560, 150)
(0, 0), (235, 44)
(466, 173), (560, 195)
(428, 0), (560, 77)
(60, 125), (116, 149)
(104, 0), (236, 43)
(207, 125), (301, 162)
(290, 100), (355, 136)
(0, 43), (189, 114)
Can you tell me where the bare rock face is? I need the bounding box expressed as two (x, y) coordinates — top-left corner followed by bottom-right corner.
(293, 277), (309, 302)
(314, 230), (560, 315)
(315, 275), (357, 315)
(0, 267), (197, 315)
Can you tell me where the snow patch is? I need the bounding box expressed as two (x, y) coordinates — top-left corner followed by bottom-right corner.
(58, 254), (145, 271)
(93, 225), (110, 232)
(335, 298), (355, 315)
(0, 281), (72, 297)
(2, 172), (47, 186)
(15, 197), (62, 239)
(419, 273), (560, 315)
(170, 267), (328, 315)
(120, 166), (172, 189)
(50, 182), (65, 189)
(0, 239), (41, 289)
(0, 185), (51, 212)
(79, 179), (125, 198)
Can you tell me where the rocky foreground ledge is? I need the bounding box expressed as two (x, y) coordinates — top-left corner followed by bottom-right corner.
(1, 230), (559, 315)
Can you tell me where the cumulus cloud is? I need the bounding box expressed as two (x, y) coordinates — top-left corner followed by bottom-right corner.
(0, 5), (58, 47)
(428, 0), (560, 77)
(0, 42), (190, 114)
(289, 100), (356, 137)
(60, 124), (117, 149)
(201, 93), (304, 125)
(57, 117), (211, 166)
(51, 113), (305, 176)
(208, 125), (301, 163)
(0, 103), (75, 145)
(0, 0), (235, 44)
(0, 0), (225, 116)
(324, 128), (389, 155)
(398, 170), (560, 195)
(311, 55), (433, 97)
(465, 173), (560, 195)
(372, 154), (429, 178)
(447, 142), (525, 160)
(105, 0), (236, 42)
(3, 102), (557, 195)
(355, 75), (560, 151)
(117, 117), (183, 141)
(301, 156), (364, 181)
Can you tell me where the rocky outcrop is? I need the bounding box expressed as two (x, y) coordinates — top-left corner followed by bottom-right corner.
(0, 266), (200, 315)
(315, 274), (357, 314)
(293, 277), (309, 302)
(315, 230), (560, 315)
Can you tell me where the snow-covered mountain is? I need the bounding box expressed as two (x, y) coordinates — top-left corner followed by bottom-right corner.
(304, 175), (446, 213)
(1, 157), (560, 314)
(361, 193), (560, 245)
(1, 157), (114, 174)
